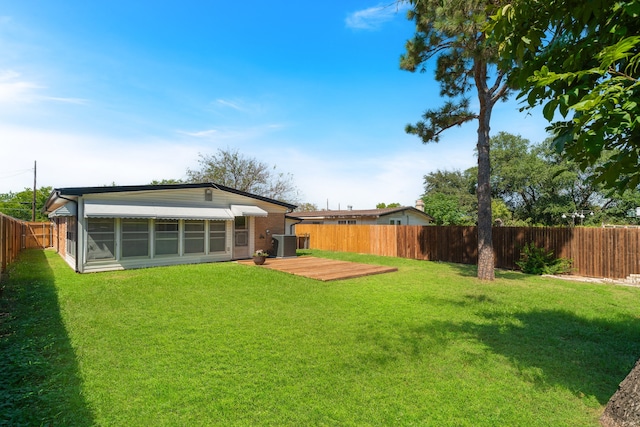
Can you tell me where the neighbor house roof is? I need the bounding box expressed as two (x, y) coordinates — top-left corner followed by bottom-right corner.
(286, 206), (432, 221)
(44, 182), (298, 214)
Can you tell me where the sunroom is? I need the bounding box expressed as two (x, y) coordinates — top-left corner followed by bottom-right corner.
(44, 183), (296, 273)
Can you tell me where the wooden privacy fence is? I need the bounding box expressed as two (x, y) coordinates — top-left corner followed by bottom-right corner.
(1, 213), (53, 276)
(296, 224), (640, 280)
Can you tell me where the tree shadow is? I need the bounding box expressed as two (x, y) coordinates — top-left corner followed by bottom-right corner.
(0, 250), (95, 425)
(413, 308), (640, 404)
(446, 261), (531, 281)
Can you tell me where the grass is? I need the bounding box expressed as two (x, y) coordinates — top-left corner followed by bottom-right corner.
(1, 249), (639, 426)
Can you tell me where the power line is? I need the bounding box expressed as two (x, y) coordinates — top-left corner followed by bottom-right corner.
(0, 168), (33, 180)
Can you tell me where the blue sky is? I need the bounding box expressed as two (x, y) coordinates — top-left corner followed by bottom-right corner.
(0, 1), (550, 209)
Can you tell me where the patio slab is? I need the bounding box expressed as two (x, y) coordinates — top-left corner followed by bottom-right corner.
(236, 256), (398, 281)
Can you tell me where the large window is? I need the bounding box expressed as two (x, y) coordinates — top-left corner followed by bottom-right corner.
(210, 221), (226, 252)
(87, 218), (115, 260)
(155, 220), (179, 256)
(122, 219), (149, 258)
(184, 221), (205, 254)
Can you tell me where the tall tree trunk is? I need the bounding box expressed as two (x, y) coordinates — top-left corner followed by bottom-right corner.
(476, 61), (495, 281)
(600, 358), (640, 427)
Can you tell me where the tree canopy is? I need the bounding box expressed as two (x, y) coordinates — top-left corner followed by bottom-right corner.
(489, 0), (640, 190)
(376, 202), (402, 209)
(401, 0), (509, 280)
(0, 187), (52, 222)
(421, 132), (640, 226)
(421, 169), (477, 225)
(185, 148), (300, 204)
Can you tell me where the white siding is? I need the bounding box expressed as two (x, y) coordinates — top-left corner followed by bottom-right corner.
(83, 188), (288, 214)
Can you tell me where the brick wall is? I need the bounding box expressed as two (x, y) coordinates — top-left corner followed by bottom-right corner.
(254, 213), (286, 253)
(53, 218), (68, 256)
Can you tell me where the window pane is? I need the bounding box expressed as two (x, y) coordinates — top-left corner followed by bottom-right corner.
(185, 221), (204, 232)
(185, 238), (205, 253)
(210, 221), (226, 252)
(88, 219), (114, 233)
(210, 222), (225, 232)
(210, 236), (225, 252)
(155, 221), (179, 256)
(66, 217), (77, 258)
(87, 218), (115, 260)
(122, 219), (149, 258)
(184, 221), (205, 254)
(122, 221), (147, 232)
(123, 240), (149, 258)
(234, 216), (246, 230)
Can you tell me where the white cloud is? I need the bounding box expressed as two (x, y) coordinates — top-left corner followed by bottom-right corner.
(252, 141), (476, 209)
(0, 119), (478, 209)
(0, 69), (88, 105)
(0, 70), (42, 103)
(42, 96), (88, 105)
(345, 2), (409, 30)
(0, 125), (203, 193)
(177, 124), (285, 142)
(215, 98), (245, 111)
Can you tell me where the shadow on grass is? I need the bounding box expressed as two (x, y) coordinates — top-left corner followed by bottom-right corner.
(447, 261), (532, 281)
(413, 309), (640, 405)
(0, 250), (95, 426)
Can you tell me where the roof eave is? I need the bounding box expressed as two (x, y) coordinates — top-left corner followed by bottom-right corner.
(49, 183), (297, 211)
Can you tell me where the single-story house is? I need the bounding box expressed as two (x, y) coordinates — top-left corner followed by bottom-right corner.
(286, 204), (432, 233)
(43, 183), (297, 273)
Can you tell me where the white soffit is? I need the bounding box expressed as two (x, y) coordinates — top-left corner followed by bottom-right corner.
(230, 204), (268, 217)
(84, 201), (234, 220)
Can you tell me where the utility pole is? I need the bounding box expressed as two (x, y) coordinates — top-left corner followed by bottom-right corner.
(32, 161), (36, 222)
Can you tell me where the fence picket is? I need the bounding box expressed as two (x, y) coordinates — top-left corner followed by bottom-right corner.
(0, 214), (53, 276)
(296, 224), (640, 280)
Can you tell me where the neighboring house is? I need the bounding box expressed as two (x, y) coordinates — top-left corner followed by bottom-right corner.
(43, 183), (296, 273)
(286, 205), (433, 233)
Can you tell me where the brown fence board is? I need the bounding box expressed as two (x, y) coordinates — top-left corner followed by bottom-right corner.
(296, 224), (640, 280)
(1, 214), (53, 276)
(1, 214), (23, 276)
(24, 222), (53, 249)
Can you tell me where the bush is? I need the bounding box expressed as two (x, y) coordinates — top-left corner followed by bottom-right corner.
(516, 242), (573, 275)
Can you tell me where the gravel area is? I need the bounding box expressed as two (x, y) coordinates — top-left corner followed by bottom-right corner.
(543, 274), (640, 287)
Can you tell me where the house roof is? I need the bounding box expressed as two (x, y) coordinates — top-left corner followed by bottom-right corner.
(287, 206), (432, 221)
(44, 182), (297, 214)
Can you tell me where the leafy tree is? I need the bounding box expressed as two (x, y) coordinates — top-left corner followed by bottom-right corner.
(0, 187), (52, 222)
(424, 170), (476, 200)
(376, 202), (402, 209)
(186, 148), (300, 204)
(599, 188), (640, 225)
(489, 132), (545, 211)
(149, 179), (184, 185)
(422, 132), (634, 226)
(423, 169), (477, 223)
(294, 203), (319, 212)
(401, 0), (509, 280)
(491, 199), (513, 225)
(489, 0), (640, 190)
(422, 193), (473, 226)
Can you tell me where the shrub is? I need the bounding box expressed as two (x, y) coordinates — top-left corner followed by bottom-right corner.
(516, 242), (573, 275)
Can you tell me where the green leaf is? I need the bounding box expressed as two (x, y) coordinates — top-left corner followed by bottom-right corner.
(542, 100), (558, 121)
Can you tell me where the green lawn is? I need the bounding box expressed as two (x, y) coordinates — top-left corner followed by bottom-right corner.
(2, 249), (639, 426)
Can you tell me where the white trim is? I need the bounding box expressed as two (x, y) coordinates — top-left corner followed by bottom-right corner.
(84, 200), (234, 220)
(230, 204), (268, 217)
